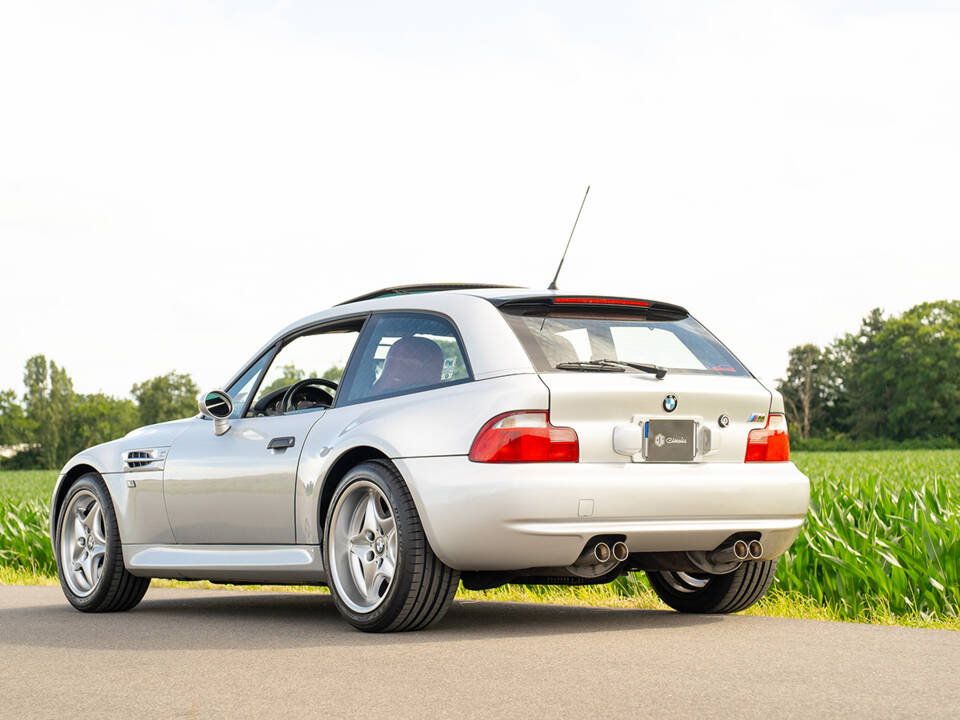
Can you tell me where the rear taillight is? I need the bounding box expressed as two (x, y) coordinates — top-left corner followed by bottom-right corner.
(469, 411), (579, 463)
(744, 413), (790, 462)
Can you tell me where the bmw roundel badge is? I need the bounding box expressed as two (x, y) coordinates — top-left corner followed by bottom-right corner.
(663, 394), (678, 413)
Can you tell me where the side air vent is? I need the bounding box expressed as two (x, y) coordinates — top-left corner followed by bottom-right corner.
(122, 447), (169, 472)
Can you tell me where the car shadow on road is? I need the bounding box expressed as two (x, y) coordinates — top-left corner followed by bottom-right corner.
(0, 588), (727, 651)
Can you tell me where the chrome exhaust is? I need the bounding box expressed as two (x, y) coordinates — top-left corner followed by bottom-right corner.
(706, 539), (750, 565)
(573, 540), (611, 566)
(748, 540), (763, 560)
(611, 541), (629, 562)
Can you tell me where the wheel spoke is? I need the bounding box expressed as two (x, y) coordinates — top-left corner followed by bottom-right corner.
(89, 544), (106, 563)
(376, 555), (395, 584)
(89, 506), (107, 544)
(377, 506), (395, 536)
(361, 493), (378, 537)
(73, 515), (86, 543)
(385, 529), (397, 563)
(80, 552), (98, 588)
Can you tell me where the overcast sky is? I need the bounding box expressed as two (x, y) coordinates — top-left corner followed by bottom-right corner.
(2, 1), (958, 399)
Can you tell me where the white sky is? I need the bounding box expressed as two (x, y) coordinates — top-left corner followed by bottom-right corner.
(2, 1), (958, 399)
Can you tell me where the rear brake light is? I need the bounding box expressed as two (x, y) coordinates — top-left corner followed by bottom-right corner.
(469, 411), (579, 463)
(553, 297), (649, 307)
(744, 413), (790, 462)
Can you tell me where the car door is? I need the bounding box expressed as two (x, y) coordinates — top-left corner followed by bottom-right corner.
(162, 318), (364, 544)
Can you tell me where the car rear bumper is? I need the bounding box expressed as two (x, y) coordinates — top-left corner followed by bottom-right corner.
(394, 457), (810, 571)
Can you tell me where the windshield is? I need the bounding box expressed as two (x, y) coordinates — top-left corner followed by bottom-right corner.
(503, 312), (751, 377)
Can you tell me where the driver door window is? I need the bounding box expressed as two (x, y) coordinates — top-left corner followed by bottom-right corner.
(248, 321), (362, 417)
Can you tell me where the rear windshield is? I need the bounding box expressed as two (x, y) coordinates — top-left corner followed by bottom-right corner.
(502, 311), (751, 377)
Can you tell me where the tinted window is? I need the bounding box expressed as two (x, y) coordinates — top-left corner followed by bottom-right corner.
(338, 313), (471, 404)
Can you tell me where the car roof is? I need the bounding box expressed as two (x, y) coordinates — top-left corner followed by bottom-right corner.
(335, 283), (687, 310)
(224, 285), (689, 390)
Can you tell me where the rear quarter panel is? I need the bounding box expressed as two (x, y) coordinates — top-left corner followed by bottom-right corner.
(295, 373), (550, 543)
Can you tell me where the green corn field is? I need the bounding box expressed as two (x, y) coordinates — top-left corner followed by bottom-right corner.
(2, 450), (958, 621)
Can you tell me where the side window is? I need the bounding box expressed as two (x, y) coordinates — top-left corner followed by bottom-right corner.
(339, 313), (471, 405)
(247, 321), (362, 416)
(225, 352), (271, 419)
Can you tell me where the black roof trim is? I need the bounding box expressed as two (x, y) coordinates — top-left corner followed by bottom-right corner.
(336, 283), (521, 306)
(490, 294), (689, 318)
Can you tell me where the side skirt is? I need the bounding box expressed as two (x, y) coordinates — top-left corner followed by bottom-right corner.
(122, 544), (327, 585)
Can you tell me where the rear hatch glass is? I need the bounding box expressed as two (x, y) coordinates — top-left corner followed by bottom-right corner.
(502, 311), (750, 377)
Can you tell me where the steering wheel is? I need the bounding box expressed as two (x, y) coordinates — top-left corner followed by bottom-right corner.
(281, 378), (339, 414)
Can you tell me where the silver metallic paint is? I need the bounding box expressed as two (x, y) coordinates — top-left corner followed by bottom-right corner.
(395, 456), (809, 570)
(123, 543), (326, 584)
(52, 287), (811, 585)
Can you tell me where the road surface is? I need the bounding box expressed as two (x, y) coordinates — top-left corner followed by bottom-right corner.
(1, 585), (958, 719)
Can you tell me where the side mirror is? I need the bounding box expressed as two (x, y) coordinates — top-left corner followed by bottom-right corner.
(198, 390), (233, 436)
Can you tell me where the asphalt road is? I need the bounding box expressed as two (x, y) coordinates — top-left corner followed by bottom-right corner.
(1, 586), (958, 719)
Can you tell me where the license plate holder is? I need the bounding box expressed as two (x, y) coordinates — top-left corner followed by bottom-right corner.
(643, 419), (697, 462)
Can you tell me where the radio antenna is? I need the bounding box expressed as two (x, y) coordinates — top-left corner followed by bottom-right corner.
(547, 185), (590, 290)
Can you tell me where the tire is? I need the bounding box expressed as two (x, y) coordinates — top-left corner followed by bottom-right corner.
(54, 473), (150, 613)
(647, 559), (778, 614)
(323, 460), (459, 632)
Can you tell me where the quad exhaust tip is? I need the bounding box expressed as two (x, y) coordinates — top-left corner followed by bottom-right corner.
(748, 540), (763, 560)
(611, 541), (629, 562)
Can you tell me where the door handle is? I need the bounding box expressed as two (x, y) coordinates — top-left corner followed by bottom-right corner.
(268, 436), (296, 450)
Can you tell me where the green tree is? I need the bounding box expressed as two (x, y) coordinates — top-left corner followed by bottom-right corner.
(776, 344), (840, 440)
(23, 354), (58, 469)
(0, 389), (32, 447)
(69, 394), (139, 451)
(321, 364), (344, 383)
(832, 302), (960, 441)
(131, 372), (200, 426)
(260, 363), (308, 396)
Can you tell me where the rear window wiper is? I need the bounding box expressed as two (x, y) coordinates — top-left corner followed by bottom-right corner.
(555, 359), (667, 379)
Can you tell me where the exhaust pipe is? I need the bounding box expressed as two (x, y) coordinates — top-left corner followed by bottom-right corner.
(573, 541), (611, 566)
(748, 540), (763, 560)
(706, 539), (750, 565)
(611, 541), (629, 562)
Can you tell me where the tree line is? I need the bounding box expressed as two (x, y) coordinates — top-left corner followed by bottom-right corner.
(0, 355), (199, 469)
(776, 300), (959, 447)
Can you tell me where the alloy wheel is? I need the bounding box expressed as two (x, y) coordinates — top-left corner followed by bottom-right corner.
(327, 480), (398, 613)
(60, 490), (107, 597)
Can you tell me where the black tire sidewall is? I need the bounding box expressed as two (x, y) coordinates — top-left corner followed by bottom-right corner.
(648, 569), (733, 613)
(323, 462), (418, 631)
(647, 559), (777, 614)
(55, 473), (123, 611)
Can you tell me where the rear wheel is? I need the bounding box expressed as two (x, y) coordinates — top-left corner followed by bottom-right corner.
(647, 559), (778, 614)
(55, 473), (150, 612)
(324, 460), (459, 632)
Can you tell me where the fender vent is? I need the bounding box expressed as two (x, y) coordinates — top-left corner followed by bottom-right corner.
(122, 448), (169, 471)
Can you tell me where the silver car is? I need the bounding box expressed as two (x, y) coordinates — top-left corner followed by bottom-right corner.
(51, 284), (810, 632)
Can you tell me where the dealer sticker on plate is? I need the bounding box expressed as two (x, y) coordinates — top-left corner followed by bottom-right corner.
(643, 419), (697, 462)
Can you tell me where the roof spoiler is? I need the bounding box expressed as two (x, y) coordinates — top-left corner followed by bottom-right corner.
(491, 295), (689, 318)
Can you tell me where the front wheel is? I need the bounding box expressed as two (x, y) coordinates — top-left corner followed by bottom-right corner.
(324, 460), (459, 632)
(647, 559), (778, 614)
(55, 473), (150, 612)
